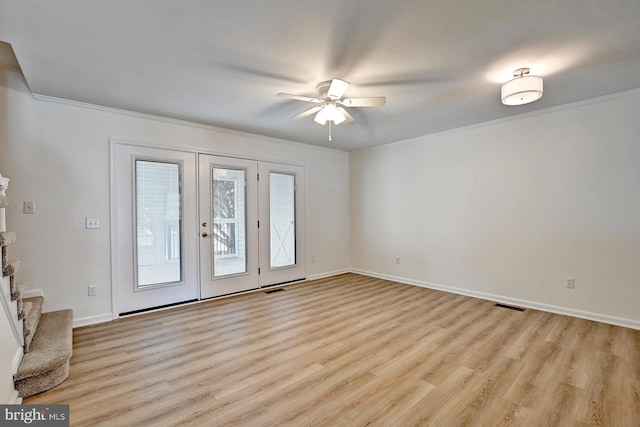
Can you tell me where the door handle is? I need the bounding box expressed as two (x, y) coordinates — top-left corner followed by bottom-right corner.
(201, 232), (210, 238)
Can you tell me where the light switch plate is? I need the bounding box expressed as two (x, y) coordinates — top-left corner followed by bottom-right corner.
(23, 201), (35, 214)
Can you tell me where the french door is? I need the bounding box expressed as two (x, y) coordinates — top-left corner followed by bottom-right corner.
(257, 162), (306, 287)
(112, 143), (306, 314)
(198, 156), (259, 298)
(198, 155), (306, 298)
(112, 144), (199, 315)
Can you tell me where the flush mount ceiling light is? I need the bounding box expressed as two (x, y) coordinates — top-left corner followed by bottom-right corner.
(501, 68), (543, 106)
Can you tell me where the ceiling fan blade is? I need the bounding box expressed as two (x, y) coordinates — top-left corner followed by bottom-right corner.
(341, 96), (386, 107)
(292, 106), (322, 120)
(277, 93), (321, 103)
(337, 107), (354, 124)
(327, 78), (350, 99)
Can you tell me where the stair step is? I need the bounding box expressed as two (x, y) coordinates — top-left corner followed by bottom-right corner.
(11, 281), (26, 301)
(3, 259), (22, 277)
(23, 296), (43, 352)
(14, 309), (73, 398)
(18, 299), (27, 320)
(1, 232), (16, 271)
(0, 231), (16, 247)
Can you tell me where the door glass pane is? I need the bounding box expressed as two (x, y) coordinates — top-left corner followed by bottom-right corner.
(135, 160), (182, 287)
(270, 173), (296, 268)
(213, 168), (247, 277)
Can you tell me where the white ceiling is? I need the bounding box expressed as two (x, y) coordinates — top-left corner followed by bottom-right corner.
(1, 1), (640, 151)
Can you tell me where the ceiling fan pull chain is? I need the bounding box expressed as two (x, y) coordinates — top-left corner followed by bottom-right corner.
(329, 120), (333, 142)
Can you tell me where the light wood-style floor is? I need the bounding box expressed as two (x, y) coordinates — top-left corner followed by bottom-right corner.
(26, 273), (640, 426)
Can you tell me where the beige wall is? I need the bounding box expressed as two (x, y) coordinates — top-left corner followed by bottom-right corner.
(0, 68), (350, 326)
(350, 90), (640, 328)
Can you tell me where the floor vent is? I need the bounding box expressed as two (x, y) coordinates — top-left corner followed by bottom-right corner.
(264, 288), (285, 294)
(495, 303), (525, 312)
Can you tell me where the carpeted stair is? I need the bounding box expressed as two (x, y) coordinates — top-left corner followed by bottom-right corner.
(14, 306), (73, 398)
(1, 194), (73, 398)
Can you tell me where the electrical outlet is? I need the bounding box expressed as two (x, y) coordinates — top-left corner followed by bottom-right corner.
(396, 256), (400, 264)
(85, 217), (101, 229)
(88, 285), (96, 296)
(566, 278), (575, 289)
(311, 254), (317, 262)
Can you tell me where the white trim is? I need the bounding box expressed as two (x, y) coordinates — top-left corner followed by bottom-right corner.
(11, 346), (23, 373)
(307, 269), (350, 281)
(34, 94), (346, 154)
(66, 268), (640, 331)
(109, 140), (118, 320)
(110, 137), (308, 169)
(73, 313), (113, 328)
(34, 86), (640, 154)
(351, 269), (640, 331)
(304, 168), (310, 286)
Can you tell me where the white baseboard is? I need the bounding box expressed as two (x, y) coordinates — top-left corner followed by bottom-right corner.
(74, 269), (640, 332)
(59, 269), (640, 331)
(351, 269), (640, 331)
(307, 268), (350, 281)
(73, 313), (113, 328)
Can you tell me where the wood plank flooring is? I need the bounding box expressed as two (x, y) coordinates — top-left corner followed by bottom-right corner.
(25, 273), (640, 426)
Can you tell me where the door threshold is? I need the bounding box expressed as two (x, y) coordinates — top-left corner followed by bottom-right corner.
(119, 299), (199, 317)
(261, 277), (306, 288)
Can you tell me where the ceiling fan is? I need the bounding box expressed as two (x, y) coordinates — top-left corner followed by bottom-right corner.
(277, 78), (386, 141)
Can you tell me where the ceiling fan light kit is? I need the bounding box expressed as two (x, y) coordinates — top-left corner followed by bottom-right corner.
(314, 101), (346, 125)
(277, 78), (386, 141)
(501, 68), (543, 106)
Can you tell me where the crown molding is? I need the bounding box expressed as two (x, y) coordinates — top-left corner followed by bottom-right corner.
(358, 87), (640, 153)
(31, 93), (348, 154)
